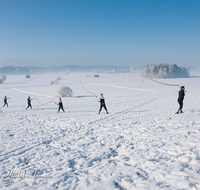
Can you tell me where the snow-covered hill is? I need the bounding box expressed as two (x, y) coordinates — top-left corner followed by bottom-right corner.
(0, 72), (200, 189)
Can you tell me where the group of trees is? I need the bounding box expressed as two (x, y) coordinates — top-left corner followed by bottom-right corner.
(140, 63), (190, 78)
(50, 76), (61, 85)
(0, 66), (32, 74)
(0, 65), (132, 74)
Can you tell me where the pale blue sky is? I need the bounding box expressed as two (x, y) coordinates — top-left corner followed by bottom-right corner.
(0, 0), (199, 67)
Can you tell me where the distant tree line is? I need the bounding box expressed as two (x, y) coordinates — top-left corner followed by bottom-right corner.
(140, 63), (190, 78)
(0, 65), (131, 74)
(0, 66), (32, 74)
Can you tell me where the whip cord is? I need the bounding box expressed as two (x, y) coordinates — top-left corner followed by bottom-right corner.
(138, 78), (180, 88)
(33, 98), (56, 106)
(80, 81), (99, 101)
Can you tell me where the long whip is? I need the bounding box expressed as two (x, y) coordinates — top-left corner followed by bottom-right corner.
(138, 78), (180, 88)
(80, 81), (99, 101)
(33, 98), (56, 106)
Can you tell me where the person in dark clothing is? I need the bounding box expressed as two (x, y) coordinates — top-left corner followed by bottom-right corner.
(56, 98), (65, 112)
(2, 96), (10, 107)
(176, 86), (185, 114)
(26, 96), (33, 109)
(98, 93), (109, 114)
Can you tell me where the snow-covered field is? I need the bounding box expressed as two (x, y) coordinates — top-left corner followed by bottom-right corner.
(0, 71), (200, 190)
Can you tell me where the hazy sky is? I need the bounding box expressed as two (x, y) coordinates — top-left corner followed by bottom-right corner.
(0, 0), (199, 67)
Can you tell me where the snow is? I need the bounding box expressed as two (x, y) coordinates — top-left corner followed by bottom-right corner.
(0, 71), (200, 190)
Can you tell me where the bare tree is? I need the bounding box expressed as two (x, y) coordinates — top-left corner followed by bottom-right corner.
(50, 76), (61, 85)
(50, 81), (55, 85)
(130, 66), (135, 74)
(58, 86), (73, 97)
(1, 74), (6, 82)
(55, 76), (61, 82)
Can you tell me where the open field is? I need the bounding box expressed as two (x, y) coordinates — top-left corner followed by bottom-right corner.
(0, 71), (200, 190)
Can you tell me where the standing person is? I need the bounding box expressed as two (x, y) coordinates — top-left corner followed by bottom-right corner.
(56, 98), (65, 113)
(98, 93), (109, 114)
(176, 86), (185, 114)
(26, 96), (33, 109)
(2, 96), (10, 107)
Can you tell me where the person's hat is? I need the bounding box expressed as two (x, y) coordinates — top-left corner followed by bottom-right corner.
(181, 86), (185, 88)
